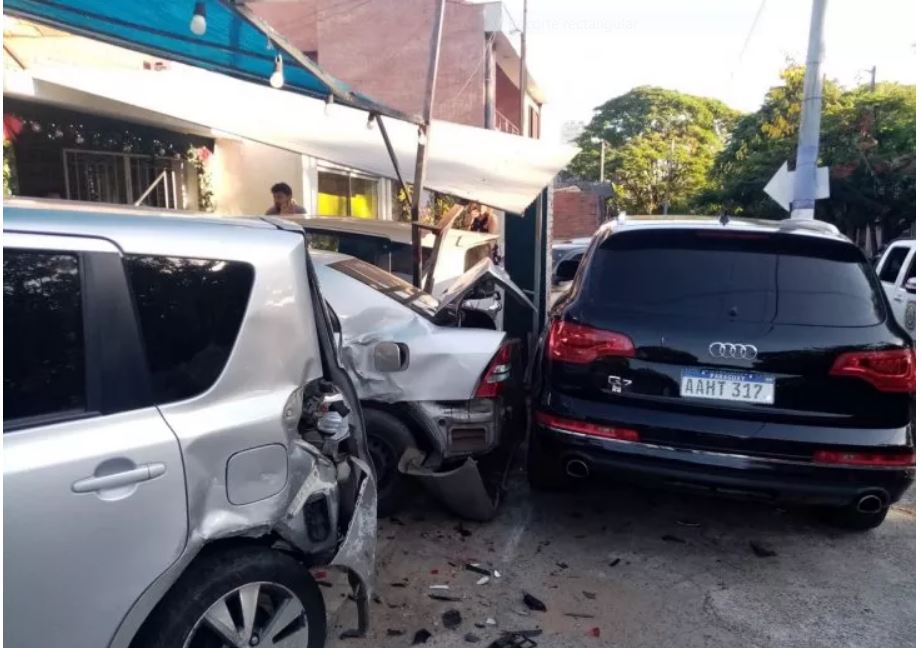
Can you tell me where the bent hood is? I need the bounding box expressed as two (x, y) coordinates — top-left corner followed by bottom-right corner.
(434, 258), (536, 319)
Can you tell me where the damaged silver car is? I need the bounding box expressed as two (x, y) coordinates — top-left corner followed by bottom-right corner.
(2, 200), (376, 648)
(313, 252), (533, 521)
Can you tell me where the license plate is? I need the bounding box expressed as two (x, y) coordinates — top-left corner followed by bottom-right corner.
(680, 368), (775, 404)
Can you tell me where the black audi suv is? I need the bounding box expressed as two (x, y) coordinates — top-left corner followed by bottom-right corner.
(530, 216), (915, 530)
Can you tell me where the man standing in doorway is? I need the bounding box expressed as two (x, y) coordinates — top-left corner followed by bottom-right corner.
(265, 182), (307, 215)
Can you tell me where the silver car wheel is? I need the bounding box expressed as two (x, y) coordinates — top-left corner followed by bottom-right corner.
(183, 581), (310, 648)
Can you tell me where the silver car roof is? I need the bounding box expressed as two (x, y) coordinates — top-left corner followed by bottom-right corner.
(3, 198), (301, 262)
(282, 216), (499, 248)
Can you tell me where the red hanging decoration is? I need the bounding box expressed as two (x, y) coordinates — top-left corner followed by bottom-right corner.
(3, 115), (24, 143)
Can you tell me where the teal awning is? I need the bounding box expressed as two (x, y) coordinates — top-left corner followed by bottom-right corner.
(3, 0), (421, 123)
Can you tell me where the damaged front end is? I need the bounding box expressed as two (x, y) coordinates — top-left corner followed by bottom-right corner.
(276, 382), (378, 638)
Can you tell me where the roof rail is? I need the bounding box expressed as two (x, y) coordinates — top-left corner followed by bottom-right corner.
(777, 219), (840, 235)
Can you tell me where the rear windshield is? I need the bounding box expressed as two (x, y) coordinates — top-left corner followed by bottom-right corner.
(329, 258), (441, 319)
(585, 229), (885, 327)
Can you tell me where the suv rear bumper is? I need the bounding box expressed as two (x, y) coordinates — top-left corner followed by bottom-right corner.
(532, 416), (915, 507)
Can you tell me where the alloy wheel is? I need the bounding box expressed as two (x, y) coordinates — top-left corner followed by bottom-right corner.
(182, 581), (310, 648)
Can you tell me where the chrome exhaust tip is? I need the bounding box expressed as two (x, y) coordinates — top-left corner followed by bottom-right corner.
(564, 458), (590, 479)
(856, 493), (886, 514)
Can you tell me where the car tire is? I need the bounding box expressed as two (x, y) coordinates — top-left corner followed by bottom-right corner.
(137, 546), (326, 648)
(364, 408), (417, 517)
(526, 438), (569, 492)
(818, 505), (890, 531)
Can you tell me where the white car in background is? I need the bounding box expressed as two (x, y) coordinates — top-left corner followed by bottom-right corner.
(876, 238), (916, 339)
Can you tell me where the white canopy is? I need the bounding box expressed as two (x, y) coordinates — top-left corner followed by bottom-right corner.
(5, 63), (576, 214)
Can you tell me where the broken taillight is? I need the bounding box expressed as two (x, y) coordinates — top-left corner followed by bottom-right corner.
(474, 343), (513, 398)
(829, 348), (915, 393)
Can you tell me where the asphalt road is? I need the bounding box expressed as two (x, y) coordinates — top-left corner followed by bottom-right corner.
(326, 468), (915, 648)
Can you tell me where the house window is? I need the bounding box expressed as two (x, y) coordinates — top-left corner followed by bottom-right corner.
(317, 168), (380, 219)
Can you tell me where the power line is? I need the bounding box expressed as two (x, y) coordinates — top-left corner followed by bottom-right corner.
(738, 0), (770, 63)
(727, 0), (770, 102)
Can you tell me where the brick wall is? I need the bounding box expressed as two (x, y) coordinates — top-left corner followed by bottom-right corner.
(495, 65), (520, 131)
(250, 0), (319, 53)
(251, 0), (486, 126)
(552, 189), (602, 240)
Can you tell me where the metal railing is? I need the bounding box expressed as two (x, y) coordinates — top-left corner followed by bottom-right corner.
(495, 111), (520, 135)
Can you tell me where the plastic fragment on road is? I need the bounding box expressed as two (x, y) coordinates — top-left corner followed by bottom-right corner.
(442, 609), (463, 630)
(523, 592), (547, 612)
(477, 576), (490, 585)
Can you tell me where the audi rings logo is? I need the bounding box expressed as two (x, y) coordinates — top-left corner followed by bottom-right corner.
(709, 342), (758, 360)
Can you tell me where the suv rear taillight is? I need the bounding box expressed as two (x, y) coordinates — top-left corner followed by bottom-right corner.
(813, 449), (915, 467)
(547, 320), (635, 364)
(829, 349), (915, 393)
(475, 343), (513, 398)
(535, 411), (640, 442)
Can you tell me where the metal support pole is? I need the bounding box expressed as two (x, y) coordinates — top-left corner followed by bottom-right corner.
(374, 113), (410, 207)
(790, 0), (828, 220)
(519, 0), (528, 134)
(410, 0), (447, 287)
(485, 36), (496, 129)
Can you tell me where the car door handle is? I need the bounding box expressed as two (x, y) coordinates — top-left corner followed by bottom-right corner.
(72, 463), (166, 493)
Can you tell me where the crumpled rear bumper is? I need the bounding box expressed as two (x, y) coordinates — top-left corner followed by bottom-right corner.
(400, 448), (500, 521)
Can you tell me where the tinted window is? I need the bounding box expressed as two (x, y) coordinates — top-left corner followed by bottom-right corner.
(879, 245), (910, 283)
(390, 243), (432, 281)
(586, 230), (884, 327)
(4, 250), (86, 421)
(124, 256), (254, 403)
(903, 255), (915, 285)
(306, 231), (390, 268)
(329, 258), (440, 319)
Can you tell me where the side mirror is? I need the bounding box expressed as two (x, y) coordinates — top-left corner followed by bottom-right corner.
(554, 258), (579, 284)
(905, 277), (916, 294)
(373, 342), (409, 372)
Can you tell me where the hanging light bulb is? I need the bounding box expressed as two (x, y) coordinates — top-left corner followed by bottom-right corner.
(269, 55), (285, 89)
(366, 113), (376, 130)
(189, 2), (207, 36)
(324, 94), (334, 116)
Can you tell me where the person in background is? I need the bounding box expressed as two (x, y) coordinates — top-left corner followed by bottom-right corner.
(468, 201), (498, 234)
(265, 182), (307, 215)
(467, 201), (502, 263)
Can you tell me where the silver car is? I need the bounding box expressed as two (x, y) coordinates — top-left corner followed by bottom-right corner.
(313, 251), (532, 520)
(3, 200), (376, 648)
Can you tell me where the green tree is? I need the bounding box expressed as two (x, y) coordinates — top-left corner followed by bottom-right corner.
(567, 87), (739, 214)
(709, 66), (915, 244)
(707, 65), (848, 218)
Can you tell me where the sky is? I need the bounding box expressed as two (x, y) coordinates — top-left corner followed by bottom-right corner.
(501, 0), (917, 142)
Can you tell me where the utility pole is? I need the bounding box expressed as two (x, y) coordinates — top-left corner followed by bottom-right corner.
(410, 0), (447, 287)
(599, 139), (605, 182)
(790, 0), (828, 220)
(868, 65), (877, 91)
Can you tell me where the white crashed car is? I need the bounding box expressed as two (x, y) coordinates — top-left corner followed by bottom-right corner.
(313, 251), (532, 519)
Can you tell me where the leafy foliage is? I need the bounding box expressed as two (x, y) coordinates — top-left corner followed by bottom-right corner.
(566, 70), (915, 246)
(566, 87), (739, 214)
(707, 66), (915, 242)
(3, 140), (18, 197)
